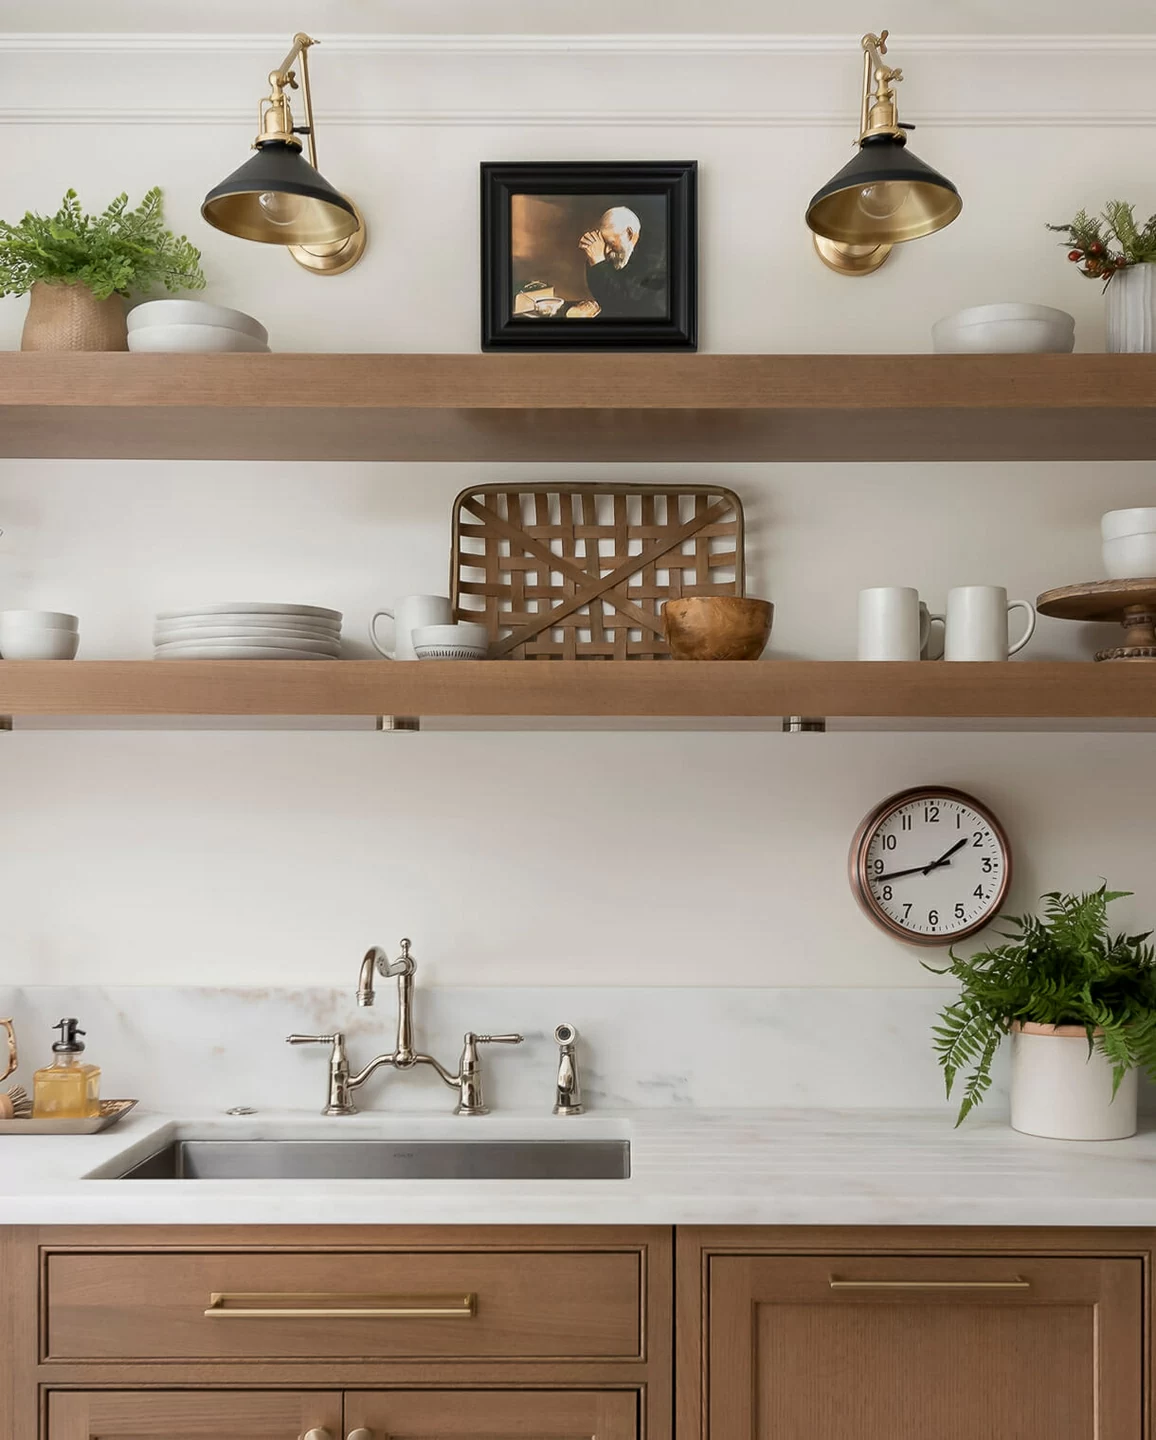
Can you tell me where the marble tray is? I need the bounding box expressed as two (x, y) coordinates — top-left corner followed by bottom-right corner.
(0, 1099), (137, 1135)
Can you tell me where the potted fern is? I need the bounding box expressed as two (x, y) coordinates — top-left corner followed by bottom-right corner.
(0, 188), (204, 352)
(930, 886), (1156, 1140)
(1048, 202), (1156, 352)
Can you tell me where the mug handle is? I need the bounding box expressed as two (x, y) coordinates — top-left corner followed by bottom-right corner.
(1007, 599), (1037, 656)
(1, 1019), (15, 1083)
(369, 609), (396, 660)
(920, 609), (946, 660)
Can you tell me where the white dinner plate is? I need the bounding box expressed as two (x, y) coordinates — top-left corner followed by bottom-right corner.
(157, 603), (342, 622)
(153, 646), (336, 660)
(154, 613), (340, 635)
(156, 635), (340, 656)
(155, 625), (341, 646)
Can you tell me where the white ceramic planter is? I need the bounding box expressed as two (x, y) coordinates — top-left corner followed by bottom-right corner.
(1010, 1022), (1138, 1140)
(1106, 263), (1156, 352)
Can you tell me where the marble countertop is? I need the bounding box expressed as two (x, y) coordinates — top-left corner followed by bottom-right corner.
(2, 1107), (1156, 1226)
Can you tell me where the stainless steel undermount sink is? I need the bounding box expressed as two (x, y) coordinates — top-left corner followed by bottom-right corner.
(108, 1138), (631, 1182)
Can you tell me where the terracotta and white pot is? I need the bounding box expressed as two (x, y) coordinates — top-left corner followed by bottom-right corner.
(1106, 262), (1156, 353)
(20, 280), (127, 352)
(1010, 1022), (1137, 1141)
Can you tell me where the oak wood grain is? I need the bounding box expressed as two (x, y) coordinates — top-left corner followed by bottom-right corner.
(1, 660), (1154, 719)
(344, 1388), (638, 1440)
(47, 1390), (343, 1439)
(2, 353), (1156, 461)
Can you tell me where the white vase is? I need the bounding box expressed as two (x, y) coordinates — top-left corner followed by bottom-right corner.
(1106, 263), (1156, 352)
(1010, 1023), (1138, 1141)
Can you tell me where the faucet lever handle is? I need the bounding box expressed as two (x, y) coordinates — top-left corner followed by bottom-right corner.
(286, 1033), (343, 1045)
(474, 1033), (524, 1045)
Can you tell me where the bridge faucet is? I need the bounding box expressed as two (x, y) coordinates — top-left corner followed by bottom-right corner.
(288, 939), (523, 1115)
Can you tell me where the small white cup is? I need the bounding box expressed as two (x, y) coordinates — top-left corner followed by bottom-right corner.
(858, 587), (943, 661)
(370, 595), (452, 660)
(944, 586), (1036, 661)
(0, 625), (79, 660)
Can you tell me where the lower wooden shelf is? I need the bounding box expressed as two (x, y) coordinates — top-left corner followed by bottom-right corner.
(0, 660), (1150, 728)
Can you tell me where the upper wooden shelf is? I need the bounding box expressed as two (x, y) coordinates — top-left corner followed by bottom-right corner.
(1, 353), (1154, 462)
(1, 661), (1152, 729)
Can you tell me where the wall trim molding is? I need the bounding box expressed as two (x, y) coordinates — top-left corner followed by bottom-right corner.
(3, 31), (1156, 56)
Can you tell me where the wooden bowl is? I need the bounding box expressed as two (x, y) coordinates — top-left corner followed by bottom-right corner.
(662, 597), (773, 661)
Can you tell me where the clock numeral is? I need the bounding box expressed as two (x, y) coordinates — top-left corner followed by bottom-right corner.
(972, 831), (985, 848)
(901, 814), (913, 831)
(973, 885), (985, 899)
(928, 908), (939, 927)
(981, 857), (995, 873)
(881, 885), (893, 901)
(873, 858), (884, 875)
(955, 903), (966, 920)
(881, 833), (897, 850)
(925, 805), (940, 823)
(902, 903), (912, 919)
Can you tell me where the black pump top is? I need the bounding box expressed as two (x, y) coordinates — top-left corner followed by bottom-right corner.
(52, 1018), (86, 1054)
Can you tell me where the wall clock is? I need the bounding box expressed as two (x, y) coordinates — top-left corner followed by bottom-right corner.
(849, 786), (1012, 946)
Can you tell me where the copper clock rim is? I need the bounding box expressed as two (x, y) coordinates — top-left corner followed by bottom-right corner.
(849, 785), (1013, 948)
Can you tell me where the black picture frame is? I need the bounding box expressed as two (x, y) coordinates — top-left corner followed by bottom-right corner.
(481, 160), (697, 351)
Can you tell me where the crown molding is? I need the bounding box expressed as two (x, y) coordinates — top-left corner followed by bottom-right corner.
(3, 31), (1156, 55)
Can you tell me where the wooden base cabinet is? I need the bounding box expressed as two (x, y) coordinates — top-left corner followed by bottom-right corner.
(679, 1230), (1147, 1440)
(47, 1389), (635, 1440)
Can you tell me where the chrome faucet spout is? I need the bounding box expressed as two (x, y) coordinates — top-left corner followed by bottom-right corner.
(356, 946), (387, 1007)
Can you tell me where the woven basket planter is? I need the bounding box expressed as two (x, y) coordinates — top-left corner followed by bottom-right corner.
(21, 280), (127, 352)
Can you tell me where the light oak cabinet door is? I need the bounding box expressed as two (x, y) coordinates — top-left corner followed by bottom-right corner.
(47, 1390), (343, 1440)
(345, 1390), (637, 1440)
(707, 1254), (1143, 1440)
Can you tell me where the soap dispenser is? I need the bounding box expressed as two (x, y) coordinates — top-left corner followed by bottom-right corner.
(33, 1019), (101, 1119)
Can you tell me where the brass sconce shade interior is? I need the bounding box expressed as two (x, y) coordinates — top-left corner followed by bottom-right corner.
(201, 143), (358, 246)
(806, 30), (961, 276)
(200, 32), (366, 275)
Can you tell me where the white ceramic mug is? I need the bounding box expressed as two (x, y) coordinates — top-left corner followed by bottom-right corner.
(944, 586), (1036, 661)
(858, 587), (943, 661)
(370, 595), (452, 660)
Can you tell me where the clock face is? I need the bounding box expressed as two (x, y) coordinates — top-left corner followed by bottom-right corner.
(849, 787), (1012, 946)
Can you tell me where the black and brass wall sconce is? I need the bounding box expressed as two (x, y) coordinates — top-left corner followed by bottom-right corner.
(201, 32), (366, 276)
(805, 30), (961, 276)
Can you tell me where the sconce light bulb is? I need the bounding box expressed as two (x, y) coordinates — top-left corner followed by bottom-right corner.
(857, 182), (909, 221)
(257, 190), (305, 227)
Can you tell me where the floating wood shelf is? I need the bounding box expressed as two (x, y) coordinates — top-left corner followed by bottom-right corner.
(0, 661), (1152, 728)
(1, 353), (1155, 462)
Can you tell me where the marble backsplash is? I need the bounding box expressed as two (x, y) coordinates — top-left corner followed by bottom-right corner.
(0, 985), (1012, 1117)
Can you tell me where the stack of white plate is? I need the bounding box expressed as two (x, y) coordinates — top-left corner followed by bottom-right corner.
(128, 300), (270, 354)
(154, 604), (342, 660)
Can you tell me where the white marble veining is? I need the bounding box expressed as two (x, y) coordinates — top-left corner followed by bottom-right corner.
(0, 984), (989, 1114)
(3, 1107), (1156, 1227)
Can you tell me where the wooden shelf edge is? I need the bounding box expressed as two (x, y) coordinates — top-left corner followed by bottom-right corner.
(0, 660), (1151, 720)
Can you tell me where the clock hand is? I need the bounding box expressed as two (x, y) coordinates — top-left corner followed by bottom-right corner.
(921, 837), (968, 874)
(875, 838), (971, 884)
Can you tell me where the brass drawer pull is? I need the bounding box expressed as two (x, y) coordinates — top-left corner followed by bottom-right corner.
(204, 1291), (477, 1319)
(829, 1277), (1030, 1291)
(304, 1431), (333, 1440)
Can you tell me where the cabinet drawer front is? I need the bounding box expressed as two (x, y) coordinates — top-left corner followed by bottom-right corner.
(48, 1390), (342, 1439)
(345, 1389), (638, 1440)
(45, 1247), (642, 1362)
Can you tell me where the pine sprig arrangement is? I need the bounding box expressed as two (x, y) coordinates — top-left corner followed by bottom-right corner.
(0, 188), (205, 300)
(927, 886), (1156, 1126)
(1047, 202), (1156, 289)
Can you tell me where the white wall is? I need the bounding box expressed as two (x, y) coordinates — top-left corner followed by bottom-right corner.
(0, 21), (1154, 987)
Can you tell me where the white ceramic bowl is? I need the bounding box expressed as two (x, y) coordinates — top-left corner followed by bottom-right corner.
(413, 642), (489, 660)
(412, 622), (489, 650)
(932, 303), (1075, 355)
(0, 628), (79, 660)
(1103, 533), (1156, 578)
(1102, 507), (1156, 540)
(127, 300), (268, 343)
(0, 609), (77, 630)
(127, 324), (270, 355)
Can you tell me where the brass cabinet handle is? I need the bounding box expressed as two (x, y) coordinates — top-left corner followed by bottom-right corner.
(205, 1291), (477, 1319)
(829, 1276), (1030, 1291)
(347, 1431), (374, 1440)
(303, 1431), (333, 1440)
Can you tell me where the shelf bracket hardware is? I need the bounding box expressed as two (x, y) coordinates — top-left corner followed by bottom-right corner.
(377, 716), (421, 733)
(783, 715), (826, 733)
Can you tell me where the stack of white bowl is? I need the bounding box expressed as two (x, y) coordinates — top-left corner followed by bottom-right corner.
(0, 610), (79, 660)
(154, 604), (342, 660)
(1102, 508), (1156, 578)
(128, 300), (269, 354)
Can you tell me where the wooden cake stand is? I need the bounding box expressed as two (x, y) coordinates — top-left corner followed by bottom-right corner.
(1037, 579), (1156, 661)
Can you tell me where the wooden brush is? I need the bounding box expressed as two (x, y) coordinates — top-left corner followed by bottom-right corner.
(0, 1085), (31, 1119)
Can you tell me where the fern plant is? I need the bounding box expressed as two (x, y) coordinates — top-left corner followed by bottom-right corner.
(1047, 201), (1156, 288)
(928, 886), (1156, 1126)
(0, 188), (204, 301)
